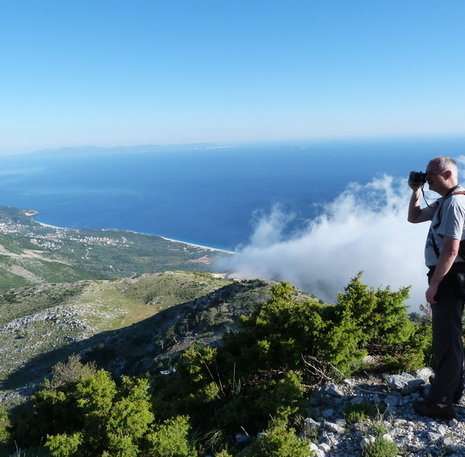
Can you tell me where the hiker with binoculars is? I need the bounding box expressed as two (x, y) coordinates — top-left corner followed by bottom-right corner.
(408, 156), (465, 420)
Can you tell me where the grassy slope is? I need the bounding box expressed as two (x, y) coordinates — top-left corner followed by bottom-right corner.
(0, 271), (286, 408)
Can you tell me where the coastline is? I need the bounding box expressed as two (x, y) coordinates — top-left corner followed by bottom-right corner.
(37, 221), (69, 230)
(35, 219), (234, 255)
(159, 236), (235, 255)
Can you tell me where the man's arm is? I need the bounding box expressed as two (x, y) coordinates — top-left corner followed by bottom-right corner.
(426, 236), (460, 304)
(408, 187), (434, 223)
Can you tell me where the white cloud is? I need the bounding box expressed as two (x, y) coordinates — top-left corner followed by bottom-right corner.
(216, 175), (430, 311)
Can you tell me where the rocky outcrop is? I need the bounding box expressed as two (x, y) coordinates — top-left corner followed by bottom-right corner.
(299, 367), (465, 457)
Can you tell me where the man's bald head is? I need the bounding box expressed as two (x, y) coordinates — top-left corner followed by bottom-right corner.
(428, 156), (458, 180)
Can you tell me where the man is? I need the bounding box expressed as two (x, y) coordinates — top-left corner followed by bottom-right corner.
(408, 156), (465, 420)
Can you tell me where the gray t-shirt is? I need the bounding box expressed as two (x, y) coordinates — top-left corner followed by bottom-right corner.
(425, 186), (465, 267)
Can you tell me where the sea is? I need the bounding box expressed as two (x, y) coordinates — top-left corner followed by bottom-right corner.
(0, 136), (463, 251)
(1, 135), (464, 307)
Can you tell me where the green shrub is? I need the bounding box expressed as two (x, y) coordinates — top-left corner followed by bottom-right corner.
(328, 273), (430, 374)
(223, 274), (429, 381)
(0, 405), (10, 451)
(10, 360), (166, 457)
(243, 417), (312, 457)
(144, 416), (197, 457)
(153, 275), (430, 437)
(45, 432), (83, 457)
(345, 402), (375, 424)
(363, 437), (398, 457)
(42, 354), (96, 390)
(0, 406), (8, 437)
(369, 424), (389, 437)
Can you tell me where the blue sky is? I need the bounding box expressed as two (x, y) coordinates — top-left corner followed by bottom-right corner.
(0, 0), (464, 153)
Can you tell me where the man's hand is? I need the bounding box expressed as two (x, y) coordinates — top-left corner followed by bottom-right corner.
(407, 180), (434, 223)
(408, 181), (421, 192)
(426, 283), (438, 305)
(408, 180), (423, 192)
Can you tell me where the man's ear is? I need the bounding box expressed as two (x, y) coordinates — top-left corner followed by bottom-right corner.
(443, 169), (452, 180)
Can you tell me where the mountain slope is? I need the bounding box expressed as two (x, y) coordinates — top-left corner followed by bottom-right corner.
(0, 271), (306, 407)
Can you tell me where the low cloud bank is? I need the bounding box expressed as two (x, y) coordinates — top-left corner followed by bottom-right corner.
(216, 176), (430, 311)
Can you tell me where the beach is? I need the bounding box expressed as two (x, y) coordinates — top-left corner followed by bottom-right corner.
(159, 236), (234, 255)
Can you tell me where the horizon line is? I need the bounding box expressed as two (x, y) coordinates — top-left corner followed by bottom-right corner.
(2, 132), (465, 157)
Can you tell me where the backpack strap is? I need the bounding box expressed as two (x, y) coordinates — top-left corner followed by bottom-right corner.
(452, 192), (465, 260)
(432, 190), (465, 229)
(432, 190), (465, 260)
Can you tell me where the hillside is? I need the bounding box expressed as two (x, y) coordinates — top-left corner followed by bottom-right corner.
(0, 271), (306, 407)
(0, 205), (226, 292)
(0, 260), (448, 457)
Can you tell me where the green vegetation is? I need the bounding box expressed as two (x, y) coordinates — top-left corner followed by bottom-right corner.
(0, 406), (9, 446)
(0, 273), (431, 456)
(369, 423), (389, 437)
(0, 205), (225, 292)
(0, 282), (86, 325)
(8, 358), (196, 457)
(0, 273), (276, 406)
(363, 437), (398, 457)
(243, 416), (312, 457)
(345, 402), (375, 424)
(151, 275), (429, 441)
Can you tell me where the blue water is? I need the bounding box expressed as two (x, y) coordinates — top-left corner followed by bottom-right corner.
(0, 136), (463, 250)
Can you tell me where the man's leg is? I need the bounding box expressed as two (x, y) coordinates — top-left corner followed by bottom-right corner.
(429, 271), (465, 406)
